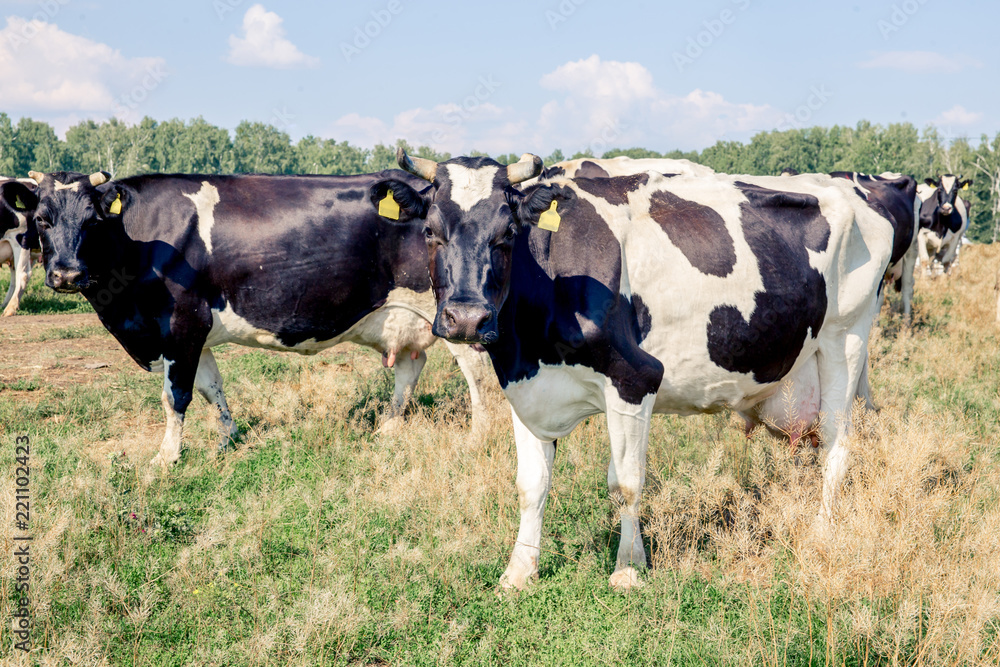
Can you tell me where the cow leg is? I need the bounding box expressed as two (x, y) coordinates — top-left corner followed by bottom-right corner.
(5, 241), (32, 317)
(0, 240), (16, 315)
(899, 240), (917, 323)
(194, 348), (238, 453)
(500, 406), (555, 591)
(443, 339), (493, 431)
(606, 389), (656, 591)
(377, 350), (426, 434)
(815, 325), (870, 537)
(150, 355), (198, 469)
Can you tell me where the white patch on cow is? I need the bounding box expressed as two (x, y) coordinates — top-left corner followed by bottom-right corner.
(941, 175), (957, 194)
(851, 173), (871, 197)
(504, 362), (608, 441)
(444, 164), (498, 212)
(53, 180), (79, 192)
(183, 182), (221, 254)
(0, 207), (34, 316)
(204, 287), (438, 356)
(916, 182), (935, 202)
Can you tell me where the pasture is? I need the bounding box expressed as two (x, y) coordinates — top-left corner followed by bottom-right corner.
(1, 246), (1000, 666)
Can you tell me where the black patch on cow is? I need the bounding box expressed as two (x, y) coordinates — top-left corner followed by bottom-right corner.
(574, 173), (649, 206)
(336, 189), (364, 202)
(830, 172), (916, 266)
(706, 183), (830, 384)
(631, 293), (652, 342)
(648, 189), (736, 278)
(488, 194), (663, 405)
(539, 166), (565, 181)
(576, 161), (611, 179)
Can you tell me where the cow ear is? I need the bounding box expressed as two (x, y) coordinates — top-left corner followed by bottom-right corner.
(369, 179), (428, 223)
(960, 179), (973, 190)
(513, 184), (575, 227)
(0, 181), (38, 224)
(97, 183), (128, 220)
(923, 177), (937, 187)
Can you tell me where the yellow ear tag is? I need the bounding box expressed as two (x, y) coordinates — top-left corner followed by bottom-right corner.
(537, 200), (561, 232)
(378, 190), (400, 220)
(109, 194), (122, 215)
(962, 183), (970, 191)
(14, 195), (25, 210)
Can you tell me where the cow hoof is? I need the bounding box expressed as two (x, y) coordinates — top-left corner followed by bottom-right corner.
(498, 569), (534, 593)
(377, 415), (404, 436)
(150, 452), (179, 469)
(609, 567), (644, 592)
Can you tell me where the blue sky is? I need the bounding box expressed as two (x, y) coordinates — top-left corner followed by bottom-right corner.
(0, 0), (995, 155)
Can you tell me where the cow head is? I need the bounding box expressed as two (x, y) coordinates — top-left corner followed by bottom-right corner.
(369, 149), (544, 343)
(924, 174), (971, 218)
(28, 170), (122, 293)
(0, 179), (39, 236)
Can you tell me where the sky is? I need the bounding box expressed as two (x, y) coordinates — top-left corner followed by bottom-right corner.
(0, 0), (995, 156)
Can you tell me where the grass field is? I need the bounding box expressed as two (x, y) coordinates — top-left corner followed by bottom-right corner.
(1, 249), (1000, 666)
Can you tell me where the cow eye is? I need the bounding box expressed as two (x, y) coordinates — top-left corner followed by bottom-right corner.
(502, 223), (517, 241)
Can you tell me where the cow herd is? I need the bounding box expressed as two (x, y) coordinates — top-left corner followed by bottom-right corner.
(0, 153), (978, 591)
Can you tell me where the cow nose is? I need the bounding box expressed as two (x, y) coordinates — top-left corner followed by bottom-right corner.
(941, 203), (954, 214)
(436, 303), (495, 342)
(49, 269), (86, 292)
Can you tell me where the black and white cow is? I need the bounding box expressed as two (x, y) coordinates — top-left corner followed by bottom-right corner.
(916, 174), (972, 276)
(0, 178), (40, 316)
(533, 156), (715, 183)
(28, 169), (494, 467)
(374, 150), (908, 591)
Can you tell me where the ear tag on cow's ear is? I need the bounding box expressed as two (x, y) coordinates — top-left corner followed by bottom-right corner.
(109, 193), (122, 215)
(14, 195), (26, 210)
(537, 200), (561, 232)
(378, 190), (400, 220)
(962, 183), (970, 191)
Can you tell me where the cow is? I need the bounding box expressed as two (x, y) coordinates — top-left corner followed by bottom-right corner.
(374, 150), (908, 591)
(531, 155), (714, 184)
(0, 178), (40, 316)
(28, 169), (494, 468)
(916, 175), (972, 276)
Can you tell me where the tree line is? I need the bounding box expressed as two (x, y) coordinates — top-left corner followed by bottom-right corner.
(2, 113), (999, 242)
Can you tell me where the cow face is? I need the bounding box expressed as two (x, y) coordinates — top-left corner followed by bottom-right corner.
(924, 174), (971, 218)
(0, 179), (39, 235)
(28, 170), (119, 293)
(371, 150), (543, 343)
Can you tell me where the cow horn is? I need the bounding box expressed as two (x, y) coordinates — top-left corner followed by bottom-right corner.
(396, 148), (437, 183)
(89, 171), (110, 186)
(28, 171), (45, 183)
(506, 153), (543, 185)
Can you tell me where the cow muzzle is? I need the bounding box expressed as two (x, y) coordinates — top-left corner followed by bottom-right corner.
(47, 268), (89, 293)
(433, 302), (497, 343)
(941, 203), (954, 215)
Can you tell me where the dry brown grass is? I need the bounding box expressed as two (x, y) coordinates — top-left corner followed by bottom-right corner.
(2, 247), (1000, 664)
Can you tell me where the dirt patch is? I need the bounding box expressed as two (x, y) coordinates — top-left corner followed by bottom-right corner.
(0, 313), (133, 391)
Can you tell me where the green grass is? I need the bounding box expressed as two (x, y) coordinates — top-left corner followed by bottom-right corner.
(1, 249), (1000, 665)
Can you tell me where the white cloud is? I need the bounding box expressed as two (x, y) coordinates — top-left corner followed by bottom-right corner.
(226, 4), (319, 69)
(857, 51), (982, 74)
(934, 105), (983, 126)
(0, 17), (166, 114)
(331, 55), (783, 155)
